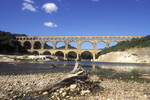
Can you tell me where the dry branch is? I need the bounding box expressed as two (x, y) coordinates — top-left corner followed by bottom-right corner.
(41, 61), (88, 93)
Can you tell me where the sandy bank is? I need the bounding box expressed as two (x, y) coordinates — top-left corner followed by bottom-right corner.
(0, 55), (15, 62)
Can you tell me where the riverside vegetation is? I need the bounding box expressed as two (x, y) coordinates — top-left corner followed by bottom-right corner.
(90, 68), (150, 83)
(0, 30), (27, 55)
(97, 35), (150, 56)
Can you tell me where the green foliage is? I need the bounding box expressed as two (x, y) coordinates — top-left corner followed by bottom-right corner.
(0, 30), (27, 54)
(68, 51), (77, 58)
(44, 44), (53, 49)
(89, 69), (106, 76)
(99, 35), (150, 56)
(89, 69), (150, 83)
(68, 44), (77, 49)
(81, 51), (93, 59)
(114, 70), (145, 82)
(57, 44), (77, 49)
(130, 69), (140, 78)
(34, 42), (41, 49)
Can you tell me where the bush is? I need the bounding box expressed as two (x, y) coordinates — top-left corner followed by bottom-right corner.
(130, 69), (140, 78)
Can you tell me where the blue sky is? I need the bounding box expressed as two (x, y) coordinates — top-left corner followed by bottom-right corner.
(0, 0), (150, 36)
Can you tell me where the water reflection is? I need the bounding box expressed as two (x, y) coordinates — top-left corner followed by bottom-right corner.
(98, 65), (150, 74)
(79, 61), (150, 74)
(92, 63), (96, 71)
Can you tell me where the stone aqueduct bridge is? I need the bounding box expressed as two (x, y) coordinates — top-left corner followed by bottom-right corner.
(16, 35), (143, 61)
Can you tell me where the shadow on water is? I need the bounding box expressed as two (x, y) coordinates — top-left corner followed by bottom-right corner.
(0, 61), (150, 75)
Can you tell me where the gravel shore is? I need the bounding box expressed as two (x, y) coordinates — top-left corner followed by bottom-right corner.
(0, 73), (150, 100)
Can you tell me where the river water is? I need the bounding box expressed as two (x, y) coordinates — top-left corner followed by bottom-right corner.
(0, 61), (150, 75)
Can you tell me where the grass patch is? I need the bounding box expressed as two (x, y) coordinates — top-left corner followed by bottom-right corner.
(89, 69), (150, 83)
(113, 70), (150, 83)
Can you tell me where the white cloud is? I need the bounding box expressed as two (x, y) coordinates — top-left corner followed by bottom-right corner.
(23, 0), (34, 3)
(43, 22), (57, 28)
(42, 3), (58, 14)
(92, 0), (100, 2)
(22, 3), (37, 12)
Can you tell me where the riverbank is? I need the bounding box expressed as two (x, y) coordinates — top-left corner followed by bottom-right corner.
(0, 54), (57, 62)
(97, 48), (150, 63)
(0, 73), (149, 100)
(0, 55), (15, 62)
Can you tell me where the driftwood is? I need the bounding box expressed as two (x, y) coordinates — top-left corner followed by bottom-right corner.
(41, 61), (88, 93)
(50, 63), (57, 68)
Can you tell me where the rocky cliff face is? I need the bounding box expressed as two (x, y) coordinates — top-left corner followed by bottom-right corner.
(97, 48), (150, 63)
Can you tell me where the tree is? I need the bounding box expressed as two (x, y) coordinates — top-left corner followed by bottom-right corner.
(0, 30), (27, 54)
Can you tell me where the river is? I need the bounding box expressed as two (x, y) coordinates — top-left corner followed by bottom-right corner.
(0, 61), (150, 75)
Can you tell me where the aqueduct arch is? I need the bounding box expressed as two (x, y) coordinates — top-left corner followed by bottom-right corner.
(44, 41), (53, 49)
(81, 41), (93, 49)
(16, 35), (144, 61)
(68, 51), (77, 59)
(24, 41), (31, 49)
(34, 41), (41, 49)
(68, 41), (78, 49)
(81, 51), (93, 60)
(43, 51), (51, 55)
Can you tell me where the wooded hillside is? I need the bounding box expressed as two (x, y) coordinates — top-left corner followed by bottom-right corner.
(99, 35), (150, 56)
(0, 30), (27, 54)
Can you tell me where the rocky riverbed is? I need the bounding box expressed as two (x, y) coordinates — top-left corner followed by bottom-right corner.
(0, 73), (150, 100)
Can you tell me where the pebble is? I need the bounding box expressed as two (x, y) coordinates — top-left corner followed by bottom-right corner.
(42, 91), (48, 95)
(80, 90), (91, 96)
(59, 90), (63, 94)
(54, 92), (59, 96)
(62, 92), (67, 97)
(66, 96), (70, 98)
(70, 84), (77, 90)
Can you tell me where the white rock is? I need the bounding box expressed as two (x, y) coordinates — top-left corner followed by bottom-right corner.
(13, 96), (17, 99)
(70, 84), (77, 90)
(66, 96), (70, 98)
(54, 92), (59, 96)
(62, 92), (67, 97)
(80, 90), (90, 96)
(60, 88), (65, 91)
(56, 96), (60, 100)
(59, 90), (63, 93)
(51, 95), (55, 98)
(43, 91), (48, 95)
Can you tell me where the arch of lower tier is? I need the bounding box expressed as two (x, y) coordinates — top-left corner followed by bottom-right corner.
(29, 49), (100, 61)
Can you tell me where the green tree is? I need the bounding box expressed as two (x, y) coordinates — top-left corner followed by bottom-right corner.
(0, 30), (27, 54)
